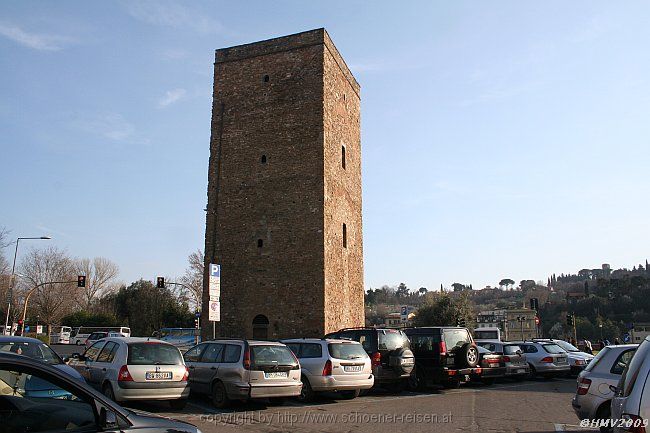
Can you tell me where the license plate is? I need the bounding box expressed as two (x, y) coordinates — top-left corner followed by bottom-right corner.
(556, 358), (567, 364)
(344, 365), (362, 372)
(516, 369), (526, 374)
(145, 371), (172, 380)
(264, 372), (288, 379)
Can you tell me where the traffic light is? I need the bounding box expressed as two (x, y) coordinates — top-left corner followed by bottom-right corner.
(530, 298), (539, 311)
(156, 276), (165, 289)
(566, 314), (574, 327)
(77, 275), (86, 288)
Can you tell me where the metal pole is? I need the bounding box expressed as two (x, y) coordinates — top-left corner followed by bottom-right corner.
(4, 239), (20, 334)
(20, 280), (75, 336)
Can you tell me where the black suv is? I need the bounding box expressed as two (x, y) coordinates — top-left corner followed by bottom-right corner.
(324, 328), (415, 391)
(404, 327), (480, 389)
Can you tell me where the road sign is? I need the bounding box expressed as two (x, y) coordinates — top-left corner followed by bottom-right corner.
(24, 325), (30, 333)
(208, 263), (221, 322)
(623, 333), (631, 343)
(400, 306), (408, 322)
(208, 300), (220, 322)
(36, 325), (43, 334)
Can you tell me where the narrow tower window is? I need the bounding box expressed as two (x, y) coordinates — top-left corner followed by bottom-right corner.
(263, 74), (270, 83)
(261, 155), (267, 164)
(342, 223), (347, 248)
(257, 239), (263, 248)
(341, 145), (346, 170)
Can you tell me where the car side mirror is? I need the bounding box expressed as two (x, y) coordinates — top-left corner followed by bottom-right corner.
(100, 407), (118, 429)
(516, 350), (522, 355)
(62, 357), (70, 363)
(609, 385), (618, 394)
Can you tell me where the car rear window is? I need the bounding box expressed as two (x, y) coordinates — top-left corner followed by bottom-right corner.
(251, 345), (297, 367)
(503, 345), (521, 355)
(408, 334), (441, 352)
(378, 330), (410, 351)
(474, 330), (499, 340)
(583, 346), (609, 373)
(0, 342), (62, 365)
(127, 343), (183, 365)
(542, 344), (565, 354)
(329, 343), (368, 360)
(444, 329), (471, 350)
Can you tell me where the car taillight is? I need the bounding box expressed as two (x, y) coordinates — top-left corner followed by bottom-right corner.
(620, 414), (647, 433)
(243, 348), (251, 370)
(487, 358), (499, 366)
(182, 366), (189, 381)
(371, 352), (381, 367)
(322, 360), (332, 376)
(502, 356), (511, 362)
(576, 378), (591, 395)
(439, 342), (447, 356)
(540, 356), (554, 363)
(118, 365), (133, 382)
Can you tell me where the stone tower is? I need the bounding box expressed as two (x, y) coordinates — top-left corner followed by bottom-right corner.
(202, 29), (364, 340)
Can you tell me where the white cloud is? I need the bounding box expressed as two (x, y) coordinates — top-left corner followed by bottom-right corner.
(158, 88), (187, 108)
(0, 22), (75, 51)
(70, 112), (135, 142)
(123, 0), (223, 34)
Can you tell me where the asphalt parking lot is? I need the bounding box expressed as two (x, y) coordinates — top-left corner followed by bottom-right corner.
(52, 345), (595, 433)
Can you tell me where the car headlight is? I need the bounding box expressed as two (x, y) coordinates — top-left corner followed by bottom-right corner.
(574, 359), (586, 366)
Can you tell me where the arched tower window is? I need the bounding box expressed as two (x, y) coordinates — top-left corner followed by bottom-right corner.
(252, 314), (269, 339)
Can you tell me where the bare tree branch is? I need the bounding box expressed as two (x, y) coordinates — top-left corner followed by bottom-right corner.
(74, 257), (119, 310)
(180, 249), (203, 311)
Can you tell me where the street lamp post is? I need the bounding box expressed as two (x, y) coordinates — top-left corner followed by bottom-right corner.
(20, 280), (74, 336)
(3, 236), (51, 335)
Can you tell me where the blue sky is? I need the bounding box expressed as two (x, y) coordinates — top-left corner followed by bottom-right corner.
(1, 1), (649, 291)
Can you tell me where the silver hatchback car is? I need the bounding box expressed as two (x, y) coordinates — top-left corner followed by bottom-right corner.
(70, 337), (190, 409)
(183, 339), (301, 408)
(611, 336), (650, 433)
(571, 344), (637, 431)
(515, 341), (570, 378)
(282, 338), (374, 401)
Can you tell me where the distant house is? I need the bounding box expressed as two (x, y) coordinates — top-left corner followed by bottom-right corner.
(383, 311), (415, 328)
(631, 323), (650, 343)
(476, 308), (538, 341)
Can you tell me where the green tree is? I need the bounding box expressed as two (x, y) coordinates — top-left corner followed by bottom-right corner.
(414, 292), (473, 328)
(418, 287), (428, 295)
(60, 310), (119, 328)
(499, 278), (515, 290)
(396, 283), (409, 299)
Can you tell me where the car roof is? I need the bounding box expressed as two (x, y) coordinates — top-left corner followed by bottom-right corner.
(282, 338), (360, 344)
(103, 337), (166, 344)
(0, 336), (44, 344)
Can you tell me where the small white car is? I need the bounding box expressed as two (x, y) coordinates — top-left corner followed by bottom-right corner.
(70, 337), (189, 408)
(282, 338), (374, 401)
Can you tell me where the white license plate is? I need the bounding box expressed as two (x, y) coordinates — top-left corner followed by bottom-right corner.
(264, 372), (288, 379)
(516, 369), (526, 374)
(344, 365), (362, 372)
(145, 371), (172, 380)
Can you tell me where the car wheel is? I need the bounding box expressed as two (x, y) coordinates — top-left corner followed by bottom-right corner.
(527, 364), (537, 379)
(211, 381), (230, 409)
(102, 383), (117, 402)
(339, 389), (360, 400)
(442, 380), (460, 389)
(169, 399), (187, 410)
(596, 403), (612, 433)
(297, 376), (315, 402)
(481, 378), (495, 386)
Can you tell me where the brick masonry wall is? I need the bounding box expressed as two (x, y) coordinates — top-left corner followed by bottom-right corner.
(202, 29), (364, 340)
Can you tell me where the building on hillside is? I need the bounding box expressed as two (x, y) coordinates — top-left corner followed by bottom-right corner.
(476, 308), (538, 341)
(631, 323), (650, 343)
(201, 29), (364, 340)
(383, 311), (415, 328)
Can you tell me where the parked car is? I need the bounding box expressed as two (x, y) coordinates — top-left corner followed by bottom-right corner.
(515, 341), (570, 378)
(0, 336), (84, 382)
(183, 339), (302, 408)
(472, 345), (506, 385)
(403, 326), (480, 389)
(70, 337), (189, 409)
(571, 344), (637, 432)
(611, 336), (650, 433)
(282, 338), (374, 401)
(476, 341), (530, 380)
(0, 352), (200, 433)
(323, 327), (414, 392)
(84, 331), (109, 349)
(534, 338), (594, 376)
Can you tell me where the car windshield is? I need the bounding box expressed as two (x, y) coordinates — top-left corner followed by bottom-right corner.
(251, 345), (297, 367)
(127, 343), (183, 365)
(554, 340), (580, 352)
(329, 343), (368, 360)
(504, 345), (522, 355)
(378, 330), (409, 351)
(542, 344), (566, 354)
(0, 342), (63, 365)
(583, 347), (609, 372)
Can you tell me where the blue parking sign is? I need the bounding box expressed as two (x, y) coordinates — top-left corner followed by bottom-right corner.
(210, 264), (220, 277)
